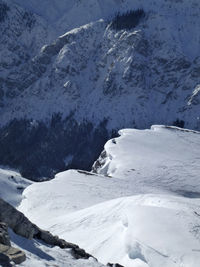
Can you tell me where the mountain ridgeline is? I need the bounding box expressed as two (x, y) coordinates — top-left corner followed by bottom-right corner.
(0, 0), (200, 180)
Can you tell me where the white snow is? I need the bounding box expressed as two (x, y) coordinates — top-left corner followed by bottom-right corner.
(97, 125), (200, 193)
(46, 194), (200, 267)
(17, 126), (200, 267)
(0, 168), (104, 267)
(1, 0), (200, 265)
(0, 167), (31, 207)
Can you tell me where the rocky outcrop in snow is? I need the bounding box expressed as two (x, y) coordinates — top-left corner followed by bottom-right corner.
(0, 198), (125, 266)
(0, 223), (10, 246)
(0, 222), (26, 266)
(0, 198), (38, 239)
(0, 198), (96, 261)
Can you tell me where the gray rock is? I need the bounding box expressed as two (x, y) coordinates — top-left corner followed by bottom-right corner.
(0, 244), (26, 265)
(0, 223), (10, 246)
(0, 220), (26, 265)
(34, 229), (94, 260)
(0, 199), (39, 239)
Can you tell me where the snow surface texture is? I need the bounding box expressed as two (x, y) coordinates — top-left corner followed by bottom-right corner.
(19, 126), (200, 267)
(94, 125), (200, 193)
(9, 229), (104, 267)
(0, 168), (31, 206)
(0, 168), (104, 267)
(1, 0), (200, 130)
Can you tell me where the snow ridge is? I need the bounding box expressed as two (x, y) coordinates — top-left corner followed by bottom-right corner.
(17, 126), (200, 267)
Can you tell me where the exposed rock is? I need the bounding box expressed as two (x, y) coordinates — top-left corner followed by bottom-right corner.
(34, 229), (95, 260)
(0, 198), (95, 261)
(0, 221), (26, 266)
(0, 244), (26, 265)
(70, 246), (94, 260)
(107, 263), (124, 267)
(0, 198), (39, 239)
(0, 198), (123, 266)
(0, 252), (11, 267)
(0, 223), (10, 246)
(92, 150), (108, 174)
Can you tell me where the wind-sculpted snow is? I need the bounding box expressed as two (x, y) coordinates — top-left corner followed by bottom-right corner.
(0, 170), (105, 267)
(47, 195), (200, 267)
(93, 125), (200, 193)
(0, 168), (31, 206)
(18, 126), (200, 267)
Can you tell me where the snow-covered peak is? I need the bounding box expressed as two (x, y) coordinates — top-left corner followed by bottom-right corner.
(94, 125), (200, 193)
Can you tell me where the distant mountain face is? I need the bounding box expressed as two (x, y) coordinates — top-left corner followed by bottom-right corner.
(0, 0), (200, 180)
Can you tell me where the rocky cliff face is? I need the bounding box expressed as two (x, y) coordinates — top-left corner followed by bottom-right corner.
(0, 0), (200, 179)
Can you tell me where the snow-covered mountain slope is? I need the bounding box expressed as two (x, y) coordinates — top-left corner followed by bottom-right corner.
(0, 0), (54, 71)
(1, 0), (200, 179)
(17, 169), (167, 230)
(18, 126), (200, 267)
(44, 194), (200, 267)
(94, 125), (200, 193)
(0, 169), (106, 267)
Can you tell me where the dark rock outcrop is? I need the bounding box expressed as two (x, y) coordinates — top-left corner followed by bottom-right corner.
(34, 229), (94, 260)
(0, 198), (38, 239)
(0, 223), (10, 246)
(107, 263), (125, 267)
(0, 252), (11, 267)
(0, 222), (26, 266)
(0, 244), (26, 265)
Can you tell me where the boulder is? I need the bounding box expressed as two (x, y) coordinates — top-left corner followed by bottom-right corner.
(0, 244), (26, 264)
(0, 220), (26, 265)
